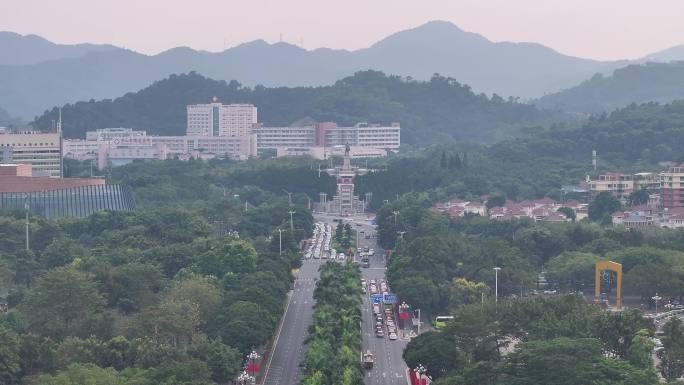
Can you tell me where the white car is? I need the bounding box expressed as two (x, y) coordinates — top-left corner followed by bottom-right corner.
(389, 332), (398, 340)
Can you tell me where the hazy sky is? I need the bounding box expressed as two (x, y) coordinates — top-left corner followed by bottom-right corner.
(2, 0), (683, 60)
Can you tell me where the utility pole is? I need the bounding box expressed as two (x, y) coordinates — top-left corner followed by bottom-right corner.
(58, 108), (64, 178)
(278, 229), (282, 255)
(283, 189), (292, 206)
(415, 308), (421, 334)
(288, 210), (297, 232)
(393, 210), (399, 225)
(494, 267), (502, 303)
(24, 194), (30, 251)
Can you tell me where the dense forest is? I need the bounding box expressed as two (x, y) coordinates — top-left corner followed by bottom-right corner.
(535, 62), (684, 114)
(357, 100), (684, 208)
(33, 71), (554, 145)
(0, 156), (329, 384)
(63, 156), (336, 212)
(404, 296), (659, 384)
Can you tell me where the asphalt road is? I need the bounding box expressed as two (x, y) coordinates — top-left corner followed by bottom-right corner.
(262, 232), (326, 385)
(315, 214), (410, 385)
(355, 219), (410, 385)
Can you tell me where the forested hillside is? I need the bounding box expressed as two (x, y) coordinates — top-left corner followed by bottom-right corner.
(535, 62), (684, 114)
(0, 106), (21, 126)
(33, 71), (554, 145)
(358, 100), (684, 207)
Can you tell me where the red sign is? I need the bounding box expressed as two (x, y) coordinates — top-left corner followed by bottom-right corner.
(399, 312), (410, 319)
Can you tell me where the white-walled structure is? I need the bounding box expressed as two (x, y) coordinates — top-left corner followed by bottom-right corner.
(186, 101), (257, 137)
(0, 131), (61, 177)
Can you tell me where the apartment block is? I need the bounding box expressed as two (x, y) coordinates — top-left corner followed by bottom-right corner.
(661, 165), (684, 208)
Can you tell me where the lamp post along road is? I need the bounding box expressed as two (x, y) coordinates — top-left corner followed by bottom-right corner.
(653, 293), (662, 316)
(278, 229), (282, 255)
(24, 194), (30, 251)
(494, 267), (501, 303)
(415, 364), (427, 385)
(289, 210), (295, 233)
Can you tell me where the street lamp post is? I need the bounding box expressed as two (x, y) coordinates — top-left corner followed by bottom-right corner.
(247, 350), (260, 378)
(278, 229), (282, 255)
(288, 210), (296, 233)
(653, 293), (662, 316)
(24, 194), (30, 251)
(414, 308), (422, 334)
(493, 267), (502, 303)
(393, 210), (399, 225)
(415, 364), (427, 385)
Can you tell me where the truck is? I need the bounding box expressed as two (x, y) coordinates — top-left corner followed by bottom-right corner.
(363, 350), (374, 369)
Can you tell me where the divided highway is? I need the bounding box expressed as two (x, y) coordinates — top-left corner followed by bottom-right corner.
(262, 217), (410, 385)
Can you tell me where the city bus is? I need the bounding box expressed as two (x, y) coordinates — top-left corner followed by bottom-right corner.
(433, 316), (454, 329)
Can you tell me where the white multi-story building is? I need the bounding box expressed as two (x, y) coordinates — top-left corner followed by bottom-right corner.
(354, 123), (401, 150)
(322, 123), (401, 150)
(151, 135), (254, 160)
(64, 128), (255, 168)
(63, 139), (100, 161)
(254, 126), (317, 151)
(252, 122), (400, 158)
(186, 101), (257, 137)
(0, 131), (61, 177)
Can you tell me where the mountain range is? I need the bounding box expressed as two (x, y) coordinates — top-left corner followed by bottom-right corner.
(534, 62), (684, 114)
(2, 21), (684, 121)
